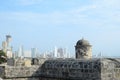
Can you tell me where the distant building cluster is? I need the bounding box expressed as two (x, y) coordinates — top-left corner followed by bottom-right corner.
(1, 35), (12, 58)
(1, 35), (74, 67)
(0, 35), (72, 59)
(15, 45), (71, 59)
(54, 47), (70, 58)
(0, 35), (72, 67)
(15, 46), (38, 58)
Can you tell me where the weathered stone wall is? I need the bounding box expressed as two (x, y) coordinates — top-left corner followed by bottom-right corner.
(4, 65), (40, 79)
(101, 58), (120, 80)
(3, 78), (39, 80)
(40, 59), (101, 80)
(1, 58), (120, 80)
(0, 66), (5, 78)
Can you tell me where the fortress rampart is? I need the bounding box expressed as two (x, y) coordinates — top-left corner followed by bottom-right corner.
(0, 58), (120, 80)
(1, 39), (120, 80)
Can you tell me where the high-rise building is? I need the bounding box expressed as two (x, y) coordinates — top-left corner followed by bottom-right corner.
(54, 46), (57, 58)
(3, 35), (13, 58)
(31, 48), (37, 58)
(57, 48), (64, 58)
(54, 47), (69, 58)
(2, 41), (7, 53)
(24, 50), (31, 58)
(18, 45), (24, 58)
(6, 50), (12, 58)
(6, 35), (12, 48)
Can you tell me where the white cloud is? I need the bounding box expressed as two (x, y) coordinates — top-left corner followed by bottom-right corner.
(1, 0), (120, 28)
(102, 0), (120, 8)
(69, 5), (97, 14)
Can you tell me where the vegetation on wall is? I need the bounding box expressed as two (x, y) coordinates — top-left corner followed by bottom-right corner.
(0, 50), (7, 64)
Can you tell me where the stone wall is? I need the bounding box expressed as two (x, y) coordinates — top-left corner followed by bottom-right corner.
(101, 58), (120, 80)
(4, 65), (40, 79)
(40, 59), (101, 80)
(0, 66), (5, 78)
(1, 58), (120, 80)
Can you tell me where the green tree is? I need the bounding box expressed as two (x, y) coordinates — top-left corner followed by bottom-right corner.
(0, 50), (7, 64)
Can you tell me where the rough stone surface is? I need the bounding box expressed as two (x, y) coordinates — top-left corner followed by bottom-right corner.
(40, 59), (101, 80)
(0, 66), (5, 78)
(1, 58), (120, 80)
(75, 38), (92, 59)
(4, 66), (40, 78)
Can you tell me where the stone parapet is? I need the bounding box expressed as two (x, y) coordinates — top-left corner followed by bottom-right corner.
(1, 58), (120, 80)
(4, 65), (40, 78)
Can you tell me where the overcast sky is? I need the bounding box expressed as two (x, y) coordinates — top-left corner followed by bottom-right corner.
(0, 0), (120, 57)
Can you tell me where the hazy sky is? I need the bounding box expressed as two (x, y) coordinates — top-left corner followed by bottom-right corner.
(0, 0), (120, 56)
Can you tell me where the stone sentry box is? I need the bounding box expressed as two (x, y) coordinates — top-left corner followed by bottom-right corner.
(75, 38), (92, 59)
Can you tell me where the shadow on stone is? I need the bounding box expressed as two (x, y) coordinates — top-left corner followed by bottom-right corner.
(30, 58), (102, 80)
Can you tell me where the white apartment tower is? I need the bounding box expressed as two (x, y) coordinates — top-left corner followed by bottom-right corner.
(31, 48), (37, 58)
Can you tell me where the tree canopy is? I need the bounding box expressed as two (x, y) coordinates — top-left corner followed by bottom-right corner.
(0, 50), (7, 64)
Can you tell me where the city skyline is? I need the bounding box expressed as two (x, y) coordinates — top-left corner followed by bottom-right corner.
(0, 0), (120, 57)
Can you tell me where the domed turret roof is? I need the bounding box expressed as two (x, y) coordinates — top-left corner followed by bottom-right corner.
(76, 38), (90, 46)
